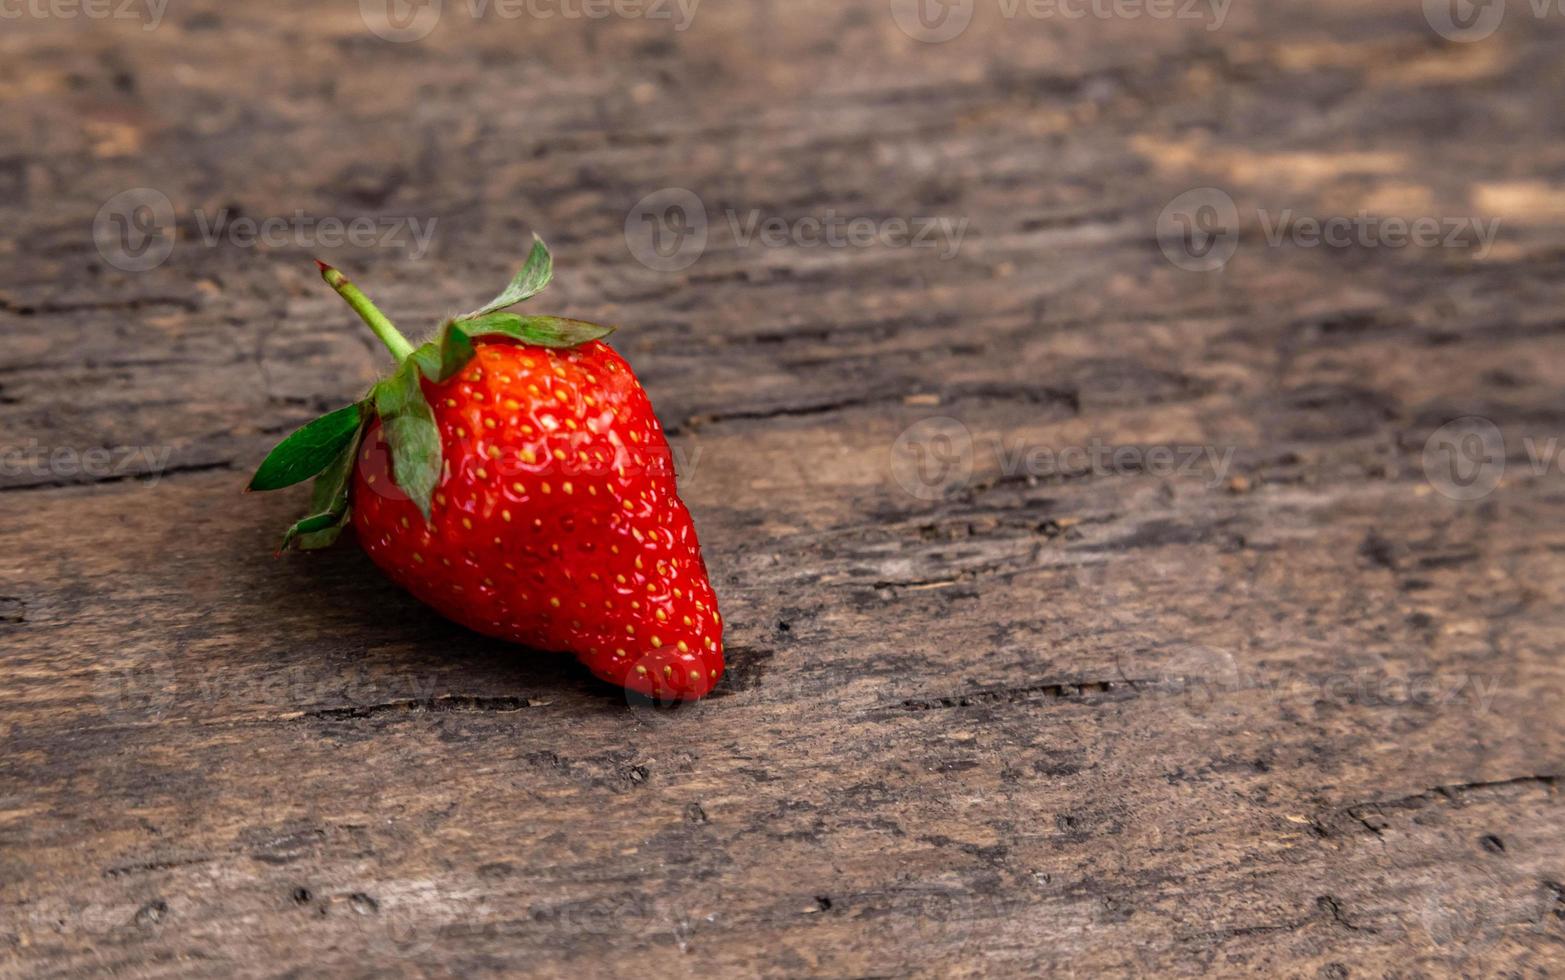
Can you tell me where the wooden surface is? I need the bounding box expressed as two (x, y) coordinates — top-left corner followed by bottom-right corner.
(4, 1), (1565, 976)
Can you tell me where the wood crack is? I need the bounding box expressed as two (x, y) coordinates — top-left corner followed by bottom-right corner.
(677, 392), (900, 432)
(1332, 774), (1560, 837)
(103, 855), (215, 879)
(885, 678), (1148, 713)
(305, 694), (535, 720)
(1179, 894), (1377, 946)
(0, 295), (198, 316)
(0, 458), (236, 493)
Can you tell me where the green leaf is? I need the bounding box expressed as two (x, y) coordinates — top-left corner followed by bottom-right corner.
(407, 324), (478, 385)
(408, 341), (443, 383)
(282, 418), (365, 551)
(440, 321), (477, 378)
(461, 234), (553, 319)
(372, 359), (442, 519)
(249, 404), (364, 492)
(282, 510), (345, 550)
(460, 312), (615, 348)
(292, 520), (349, 551)
(382, 412), (441, 520)
(412, 320), (480, 382)
(373, 356), (426, 417)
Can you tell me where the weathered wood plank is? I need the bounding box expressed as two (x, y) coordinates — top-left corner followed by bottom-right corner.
(3, 0), (1565, 976)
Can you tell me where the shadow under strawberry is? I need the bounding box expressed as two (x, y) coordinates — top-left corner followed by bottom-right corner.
(271, 527), (609, 710)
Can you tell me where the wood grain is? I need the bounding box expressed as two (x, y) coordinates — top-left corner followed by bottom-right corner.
(3, 1), (1564, 975)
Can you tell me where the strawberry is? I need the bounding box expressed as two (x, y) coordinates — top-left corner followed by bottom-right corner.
(248, 239), (724, 700)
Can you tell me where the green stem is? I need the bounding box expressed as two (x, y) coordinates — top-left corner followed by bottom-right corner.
(316, 260), (415, 362)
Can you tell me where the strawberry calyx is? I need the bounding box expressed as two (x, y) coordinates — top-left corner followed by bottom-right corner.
(248, 236), (616, 550)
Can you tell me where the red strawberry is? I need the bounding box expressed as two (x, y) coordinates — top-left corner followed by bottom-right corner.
(248, 239), (724, 700)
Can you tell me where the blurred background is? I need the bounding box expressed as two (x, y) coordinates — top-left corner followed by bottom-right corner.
(7, 0), (1565, 487)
